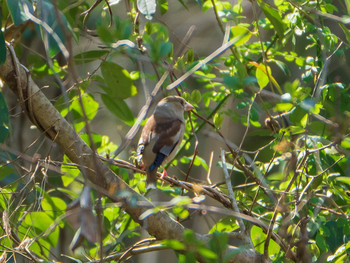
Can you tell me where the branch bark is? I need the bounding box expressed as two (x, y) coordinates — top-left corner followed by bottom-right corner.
(0, 43), (269, 263)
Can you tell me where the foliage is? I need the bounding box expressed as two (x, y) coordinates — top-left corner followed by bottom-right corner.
(0, 0), (350, 262)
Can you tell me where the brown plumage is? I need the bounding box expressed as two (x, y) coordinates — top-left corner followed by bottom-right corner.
(137, 96), (194, 189)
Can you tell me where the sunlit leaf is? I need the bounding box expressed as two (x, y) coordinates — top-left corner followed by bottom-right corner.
(163, 239), (185, 250)
(61, 155), (80, 187)
(258, 0), (285, 37)
(335, 176), (350, 186)
(209, 217), (239, 234)
(158, 0), (168, 15)
(256, 66), (269, 89)
(198, 247), (217, 259)
(24, 212), (59, 247)
(180, 155), (208, 171)
(173, 206), (189, 219)
(213, 112), (223, 128)
(251, 225), (280, 255)
(230, 26), (252, 46)
(249, 62), (282, 93)
(70, 93), (99, 122)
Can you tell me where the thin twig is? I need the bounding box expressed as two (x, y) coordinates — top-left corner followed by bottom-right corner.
(166, 31), (249, 90)
(210, 0), (240, 60)
(183, 112), (199, 185)
(89, 243), (167, 262)
(117, 238), (156, 263)
(221, 149), (246, 234)
(206, 151), (214, 185)
(101, 156), (233, 208)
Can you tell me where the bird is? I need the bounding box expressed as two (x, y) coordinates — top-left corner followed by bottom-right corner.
(137, 96), (194, 189)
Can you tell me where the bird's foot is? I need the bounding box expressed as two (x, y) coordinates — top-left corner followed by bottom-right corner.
(139, 163), (145, 170)
(160, 168), (168, 186)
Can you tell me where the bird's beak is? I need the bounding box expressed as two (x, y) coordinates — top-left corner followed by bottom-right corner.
(184, 102), (195, 111)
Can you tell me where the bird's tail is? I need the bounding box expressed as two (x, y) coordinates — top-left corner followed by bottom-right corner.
(146, 170), (158, 190)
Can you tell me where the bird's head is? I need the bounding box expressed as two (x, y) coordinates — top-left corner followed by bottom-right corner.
(154, 96), (194, 119)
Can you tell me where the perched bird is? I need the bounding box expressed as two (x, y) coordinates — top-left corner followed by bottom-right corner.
(137, 96), (194, 189)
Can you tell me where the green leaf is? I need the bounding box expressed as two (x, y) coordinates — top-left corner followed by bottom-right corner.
(180, 155), (208, 171)
(0, 92), (10, 143)
(213, 112), (223, 128)
(80, 133), (102, 148)
(339, 23), (350, 45)
(163, 239), (185, 250)
(70, 93), (99, 121)
(274, 102), (293, 112)
(42, 196), (67, 219)
(290, 106), (308, 127)
(104, 207), (121, 223)
(230, 26), (252, 46)
(258, 1), (285, 38)
(250, 62), (282, 93)
(197, 247), (217, 259)
(6, 0), (34, 25)
(23, 233), (51, 257)
(309, 121), (326, 136)
(183, 251), (196, 262)
(36, 0), (71, 57)
(300, 98), (317, 113)
(172, 206), (189, 219)
(101, 95), (134, 126)
(335, 176), (350, 186)
(74, 50), (109, 64)
(208, 232), (228, 255)
(274, 60), (290, 76)
(137, 0), (156, 20)
(97, 26), (115, 43)
(256, 66), (269, 89)
(24, 212), (59, 247)
(209, 217), (239, 233)
(56, 187), (78, 200)
(61, 155), (80, 187)
(100, 61), (137, 100)
(191, 90), (202, 103)
(184, 229), (197, 244)
(0, 11), (6, 65)
(322, 221), (344, 253)
(69, 93), (99, 132)
(0, 153), (18, 188)
(187, 48), (194, 64)
(159, 41), (172, 57)
(251, 225), (280, 255)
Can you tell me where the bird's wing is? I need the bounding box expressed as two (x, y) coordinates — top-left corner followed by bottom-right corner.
(138, 115), (183, 172)
(152, 115), (184, 156)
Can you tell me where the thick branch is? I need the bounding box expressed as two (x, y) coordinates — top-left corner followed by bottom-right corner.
(0, 43), (269, 263)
